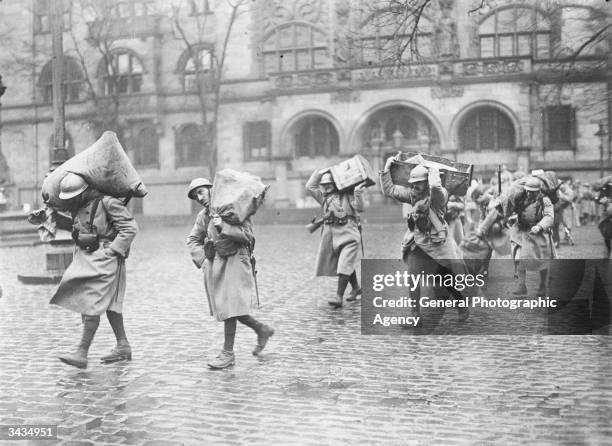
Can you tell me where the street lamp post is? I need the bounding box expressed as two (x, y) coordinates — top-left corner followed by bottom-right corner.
(595, 122), (608, 178)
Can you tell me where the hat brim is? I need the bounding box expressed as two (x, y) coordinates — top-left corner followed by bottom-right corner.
(59, 184), (88, 200)
(408, 178), (427, 184)
(187, 185), (211, 200)
(524, 186), (539, 192)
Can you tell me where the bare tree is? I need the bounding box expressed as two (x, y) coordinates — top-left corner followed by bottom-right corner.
(168, 0), (250, 177)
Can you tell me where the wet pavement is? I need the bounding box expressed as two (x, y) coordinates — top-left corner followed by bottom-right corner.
(1, 222), (611, 445)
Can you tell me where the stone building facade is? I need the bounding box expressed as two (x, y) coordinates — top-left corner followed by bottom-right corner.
(0, 0), (610, 215)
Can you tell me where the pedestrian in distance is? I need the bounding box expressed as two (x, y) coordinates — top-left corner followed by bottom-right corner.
(186, 178), (274, 369)
(52, 172), (138, 369)
(380, 157), (469, 323)
(305, 168), (365, 308)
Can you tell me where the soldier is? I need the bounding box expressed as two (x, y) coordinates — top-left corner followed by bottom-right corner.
(52, 172), (138, 368)
(380, 158), (469, 322)
(305, 169), (365, 308)
(187, 178), (274, 369)
(477, 177), (554, 296)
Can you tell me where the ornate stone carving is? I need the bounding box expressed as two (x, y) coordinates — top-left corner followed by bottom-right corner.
(263, 0), (324, 33)
(435, 0), (459, 59)
(330, 89), (360, 104)
(431, 85), (464, 99)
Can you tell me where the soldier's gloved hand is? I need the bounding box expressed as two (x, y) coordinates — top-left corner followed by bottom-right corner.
(354, 182), (366, 191)
(529, 225), (542, 235)
(384, 156), (394, 172)
(474, 228), (485, 239)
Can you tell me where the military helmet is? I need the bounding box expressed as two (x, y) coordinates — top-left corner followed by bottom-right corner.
(59, 172), (88, 200)
(320, 172), (334, 185)
(187, 177), (212, 200)
(408, 164), (428, 184)
(523, 177), (541, 192)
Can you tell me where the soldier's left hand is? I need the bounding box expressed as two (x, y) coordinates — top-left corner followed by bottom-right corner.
(103, 247), (117, 257)
(529, 225), (542, 235)
(354, 182), (366, 191)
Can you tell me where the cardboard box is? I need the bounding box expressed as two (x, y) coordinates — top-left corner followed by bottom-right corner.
(389, 152), (473, 196)
(329, 155), (376, 191)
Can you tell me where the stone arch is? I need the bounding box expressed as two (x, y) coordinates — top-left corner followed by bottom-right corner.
(349, 100), (446, 155)
(279, 110), (344, 158)
(450, 100), (521, 151)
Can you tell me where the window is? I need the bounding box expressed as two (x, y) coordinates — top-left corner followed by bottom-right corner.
(131, 123), (159, 167)
(295, 117), (339, 157)
(459, 107), (515, 151)
(34, 0), (71, 34)
(98, 50), (144, 96)
(243, 121), (271, 160)
(176, 123), (206, 167)
(110, 1), (154, 18)
(262, 23), (330, 74)
(190, 0), (211, 15)
(38, 56), (84, 103)
(543, 106), (576, 150)
(478, 6), (551, 59)
(357, 12), (434, 64)
(179, 47), (214, 92)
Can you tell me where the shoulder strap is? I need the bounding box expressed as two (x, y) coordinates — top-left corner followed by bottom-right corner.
(89, 198), (102, 231)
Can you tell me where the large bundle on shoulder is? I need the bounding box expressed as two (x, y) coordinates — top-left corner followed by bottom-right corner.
(211, 169), (269, 224)
(505, 170), (560, 205)
(42, 131), (148, 210)
(389, 152), (473, 196)
(329, 154), (376, 191)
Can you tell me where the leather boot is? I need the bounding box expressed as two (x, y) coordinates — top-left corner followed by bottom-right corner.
(59, 315), (99, 369)
(345, 288), (362, 302)
(457, 305), (470, 323)
(328, 294), (343, 308)
(208, 349), (235, 369)
(253, 324), (275, 356)
(59, 347), (88, 369)
(101, 340), (132, 364)
(513, 284), (528, 295)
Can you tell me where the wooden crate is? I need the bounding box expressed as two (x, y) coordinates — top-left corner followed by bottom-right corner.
(329, 155), (376, 191)
(389, 152), (473, 196)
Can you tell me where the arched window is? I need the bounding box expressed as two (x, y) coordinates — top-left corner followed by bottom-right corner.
(358, 11), (434, 64)
(178, 46), (214, 92)
(38, 57), (84, 103)
(294, 116), (339, 157)
(97, 50), (144, 96)
(176, 123), (206, 167)
(262, 23), (330, 74)
(131, 123), (158, 167)
(458, 106), (515, 152)
(479, 6), (551, 59)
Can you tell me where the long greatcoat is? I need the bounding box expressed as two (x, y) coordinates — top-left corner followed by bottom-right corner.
(380, 169), (461, 263)
(50, 194), (138, 316)
(306, 170), (363, 277)
(507, 194), (555, 271)
(188, 210), (255, 321)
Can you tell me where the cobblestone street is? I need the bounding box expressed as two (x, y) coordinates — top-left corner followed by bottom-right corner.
(1, 221), (611, 445)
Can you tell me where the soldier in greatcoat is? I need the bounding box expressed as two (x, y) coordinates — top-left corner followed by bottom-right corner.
(51, 173), (138, 368)
(380, 158), (469, 322)
(305, 169), (365, 308)
(186, 178), (274, 369)
(478, 177), (554, 296)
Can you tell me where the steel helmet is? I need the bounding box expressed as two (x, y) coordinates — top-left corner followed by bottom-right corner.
(59, 172), (88, 199)
(187, 177), (212, 200)
(408, 164), (428, 184)
(320, 172), (334, 185)
(523, 177), (541, 192)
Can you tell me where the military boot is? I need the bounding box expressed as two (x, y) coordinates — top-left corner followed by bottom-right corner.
(208, 349), (235, 369)
(59, 348), (88, 369)
(101, 340), (132, 364)
(328, 295), (343, 308)
(457, 306), (470, 323)
(253, 324), (275, 356)
(345, 288), (362, 302)
(512, 283), (528, 295)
